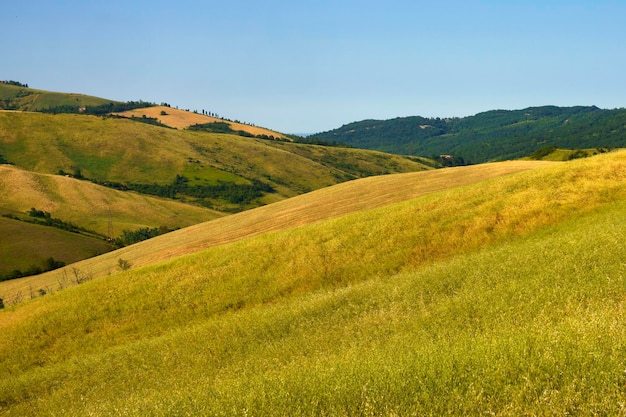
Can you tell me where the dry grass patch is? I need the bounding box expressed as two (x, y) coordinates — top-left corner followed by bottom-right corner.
(114, 106), (288, 138)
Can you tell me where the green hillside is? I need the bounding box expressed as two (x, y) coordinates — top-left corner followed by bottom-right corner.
(0, 82), (115, 111)
(1, 151), (626, 415)
(313, 105), (626, 162)
(0, 111), (431, 211)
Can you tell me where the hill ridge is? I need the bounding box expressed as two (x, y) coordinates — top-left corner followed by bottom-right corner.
(313, 105), (626, 162)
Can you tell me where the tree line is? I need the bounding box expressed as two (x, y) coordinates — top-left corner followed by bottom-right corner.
(1, 80), (28, 87)
(58, 170), (275, 208)
(39, 100), (157, 115)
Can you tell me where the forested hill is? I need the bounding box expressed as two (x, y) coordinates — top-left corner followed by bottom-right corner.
(312, 106), (626, 163)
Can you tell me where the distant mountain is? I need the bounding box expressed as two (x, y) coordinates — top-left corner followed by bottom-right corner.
(313, 106), (626, 163)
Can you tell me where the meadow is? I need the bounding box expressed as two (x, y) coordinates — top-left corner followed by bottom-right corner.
(1, 151), (626, 415)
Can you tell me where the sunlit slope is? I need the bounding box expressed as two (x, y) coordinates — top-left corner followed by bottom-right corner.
(0, 160), (552, 301)
(114, 106), (288, 138)
(0, 111), (429, 206)
(0, 165), (220, 235)
(2, 152), (626, 415)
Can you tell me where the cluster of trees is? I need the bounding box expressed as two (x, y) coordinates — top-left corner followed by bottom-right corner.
(313, 105), (626, 163)
(187, 122), (285, 142)
(0, 257), (65, 283)
(25, 208), (100, 236)
(104, 114), (172, 128)
(189, 121), (267, 138)
(113, 226), (175, 247)
(1, 80), (28, 87)
(40, 100), (156, 115)
(431, 155), (470, 167)
(288, 134), (349, 147)
(3, 207), (106, 242)
(188, 121), (234, 134)
(124, 175), (274, 205)
(58, 169), (274, 207)
(0, 154), (11, 164)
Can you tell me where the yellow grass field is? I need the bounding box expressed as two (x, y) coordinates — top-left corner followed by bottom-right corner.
(114, 106), (288, 138)
(0, 160), (553, 303)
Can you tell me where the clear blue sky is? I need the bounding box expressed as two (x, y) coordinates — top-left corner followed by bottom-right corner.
(2, 1), (625, 133)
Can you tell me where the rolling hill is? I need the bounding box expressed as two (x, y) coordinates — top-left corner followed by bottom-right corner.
(1, 151), (626, 415)
(0, 159), (552, 302)
(0, 82), (115, 111)
(0, 99), (431, 284)
(313, 105), (626, 162)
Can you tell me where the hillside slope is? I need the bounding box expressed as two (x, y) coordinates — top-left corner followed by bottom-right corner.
(314, 105), (626, 162)
(0, 111), (430, 211)
(1, 151), (626, 415)
(0, 160), (553, 303)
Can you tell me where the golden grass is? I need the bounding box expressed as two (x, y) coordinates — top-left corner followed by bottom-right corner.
(4, 151), (626, 415)
(0, 165), (221, 235)
(0, 159), (552, 303)
(114, 106), (288, 138)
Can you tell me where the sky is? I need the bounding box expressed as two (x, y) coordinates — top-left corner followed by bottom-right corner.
(2, 0), (626, 133)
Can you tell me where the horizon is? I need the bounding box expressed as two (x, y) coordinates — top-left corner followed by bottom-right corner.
(2, 1), (625, 133)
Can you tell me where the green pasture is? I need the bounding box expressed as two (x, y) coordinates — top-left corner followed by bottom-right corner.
(0, 217), (113, 277)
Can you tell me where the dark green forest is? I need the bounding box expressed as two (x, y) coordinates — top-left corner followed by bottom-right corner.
(312, 106), (626, 162)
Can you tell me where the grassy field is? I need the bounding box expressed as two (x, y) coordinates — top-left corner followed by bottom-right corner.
(2, 152), (626, 415)
(0, 160), (552, 303)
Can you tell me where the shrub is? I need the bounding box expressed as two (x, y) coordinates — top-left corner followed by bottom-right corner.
(117, 258), (131, 271)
